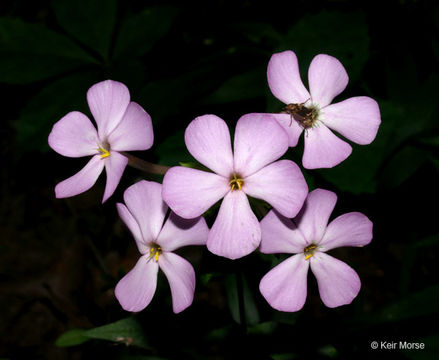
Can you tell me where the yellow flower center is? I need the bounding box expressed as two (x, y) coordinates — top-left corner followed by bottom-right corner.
(229, 173), (244, 191)
(149, 244), (162, 262)
(304, 244), (318, 260)
(97, 145), (110, 159)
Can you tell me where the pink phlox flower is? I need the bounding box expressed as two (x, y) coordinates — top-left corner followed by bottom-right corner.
(48, 80), (154, 202)
(259, 188), (373, 311)
(115, 180), (208, 313)
(162, 113), (308, 260)
(267, 50), (381, 169)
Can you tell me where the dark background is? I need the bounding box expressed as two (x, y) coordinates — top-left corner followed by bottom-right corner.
(1, 0), (439, 359)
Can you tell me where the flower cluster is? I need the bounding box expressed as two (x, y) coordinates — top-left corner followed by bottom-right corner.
(49, 50), (380, 313)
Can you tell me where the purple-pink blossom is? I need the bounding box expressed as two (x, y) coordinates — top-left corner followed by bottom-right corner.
(259, 188), (372, 311)
(115, 180), (208, 313)
(267, 50), (381, 169)
(48, 80), (153, 202)
(162, 113), (308, 260)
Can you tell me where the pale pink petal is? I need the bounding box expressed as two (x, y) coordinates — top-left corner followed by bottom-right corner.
(87, 80), (131, 139)
(294, 188), (337, 244)
(244, 160), (308, 218)
(207, 191), (260, 259)
(184, 115), (234, 177)
(115, 255), (159, 312)
(308, 54), (348, 107)
(162, 167), (229, 219)
(116, 203), (149, 254)
(269, 113), (304, 147)
(102, 151), (128, 203)
(310, 252), (361, 308)
(259, 254), (309, 312)
(107, 102), (154, 151)
(267, 50), (310, 105)
(260, 210), (307, 254)
(159, 252), (196, 313)
(48, 111), (99, 157)
(55, 155), (105, 198)
(302, 123), (352, 169)
(321, 96), (381, 145)
(157, 213), (208, 252)
(319, 212), (373, 251)
(234, 114), (289, 177)
(123, 181), (168, 244)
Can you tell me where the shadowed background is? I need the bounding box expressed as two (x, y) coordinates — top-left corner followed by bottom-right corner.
(1, 0), (438, 359)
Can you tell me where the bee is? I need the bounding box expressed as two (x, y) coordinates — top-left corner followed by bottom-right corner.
(281, 99), (317, 129)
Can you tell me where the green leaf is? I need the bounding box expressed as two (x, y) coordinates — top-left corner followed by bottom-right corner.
(247, 321), (278, 335)
(114, 6), (179, 58)
(0, 17), (95, 83)
(281, 11), (370, 82)
(86, 317), (150, 348)
(229, 21), (282, 45)
(402, 334), (439, 360)
(52, 0), (116, 60)
(225, 273), (260, 326)
(371, 285), (439, 323)
(317, 345), (338, 359)
(203, 67), (265, 104)
(154, 131), (195, 166)
(15, 72), (99, 153)
(380, 146), (428, 188)
(55, 329), (90, 347)
(56, 317), (150, 349)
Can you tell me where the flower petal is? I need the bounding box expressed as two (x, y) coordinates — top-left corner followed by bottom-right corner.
(259, 254), (309, 312)
(310, 252), (361, 308)
(48, 111), (99, 158)
(308, 54), (348, 107)
(244, 160), (308, 218)
(157, 213), (208, 252)
(322, 96), (381, 145)
(207, 190), (261, 259)
(294, 188), (337, 244)
(116, 203), (149, 254)
(302, 123), (352, 169)
(267, 50), (310, 105)
(123, 180), (168, 244)
(102, 151), (128, 203)
(107, 102), (154, 151)
(162, 166), (229, 218)
(159, 252), (196, 313)
(319, 212), (373, 251)
(269, 113), (304, 147)
(260, 210), (307, 254)
(87, 80), (131, 139)
(234, 113), (289, 177)
(115, 255), (159, 312)
(55, 155), (104, 198)
(184, 115), (234, 177)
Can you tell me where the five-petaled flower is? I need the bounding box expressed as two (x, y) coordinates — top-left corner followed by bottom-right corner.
(48, 80), (154, 202)
(267, 50), (381, 169)
(259, 188), (372, 311)
(162, 113), (308, 260)
(115, 180), (208, 313)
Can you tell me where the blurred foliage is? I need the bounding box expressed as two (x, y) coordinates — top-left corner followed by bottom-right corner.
(1, 0), (439, 359)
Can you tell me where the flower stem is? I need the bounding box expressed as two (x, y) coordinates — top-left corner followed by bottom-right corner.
(122, 152), (170, 175)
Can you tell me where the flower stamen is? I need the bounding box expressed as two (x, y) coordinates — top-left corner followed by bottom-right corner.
(304, 244), (318, 260)
(97, 145), (110, 159)
(229, 173), (244, 191)
(149, 244), (162, 262)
